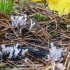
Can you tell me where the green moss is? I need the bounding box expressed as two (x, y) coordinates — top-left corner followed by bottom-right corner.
(34, 14), (49, 21)
(23, 0), (30, 6)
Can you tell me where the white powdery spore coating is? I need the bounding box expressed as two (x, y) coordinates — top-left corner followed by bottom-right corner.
(21, 49), (28, 57)
(13, 47), (20, 58)
(50, 42), (65, 61)
(11, 16), (19, 28)
(1, 43), (28, 60)
(1, 44), (6, 49)
(11, 15), (27, 29)
(8, 47), (14, 59)
(5, 47), (10, 54)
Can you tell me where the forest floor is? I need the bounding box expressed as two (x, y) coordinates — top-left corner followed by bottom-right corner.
(0, 1), (70, 70)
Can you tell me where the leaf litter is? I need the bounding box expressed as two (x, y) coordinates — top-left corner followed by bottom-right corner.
(0, 1), (70, 70)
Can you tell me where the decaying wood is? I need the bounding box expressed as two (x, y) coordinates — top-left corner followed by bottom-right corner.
(25, 52), (46, 65)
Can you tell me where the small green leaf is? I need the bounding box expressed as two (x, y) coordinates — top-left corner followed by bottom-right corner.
(66, 24), (70, 28)
(51, 32), (57, 38)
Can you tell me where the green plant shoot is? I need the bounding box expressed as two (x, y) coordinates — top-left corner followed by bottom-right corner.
(0, 0), (14, 14)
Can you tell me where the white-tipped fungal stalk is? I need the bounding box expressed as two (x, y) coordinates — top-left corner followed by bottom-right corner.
(0, 43), (28, 60)
(29, 19), (35, 30)
(11, 16), (19, 28)
(11, 14), (27, 28)
(50, 42), (66, 61)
